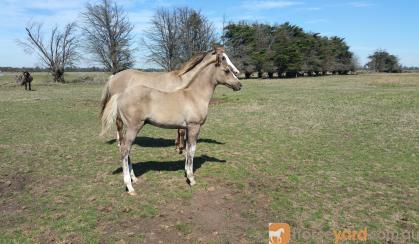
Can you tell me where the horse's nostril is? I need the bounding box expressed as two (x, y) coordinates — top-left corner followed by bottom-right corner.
(234, 82), (242, 91)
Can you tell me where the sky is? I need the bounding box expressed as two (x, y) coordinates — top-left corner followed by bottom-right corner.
(1, 0), (419, 68)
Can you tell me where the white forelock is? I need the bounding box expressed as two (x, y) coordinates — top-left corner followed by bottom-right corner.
(223, 53), (240, 74)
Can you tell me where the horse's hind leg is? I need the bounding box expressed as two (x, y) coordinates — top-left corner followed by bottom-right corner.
(117, 117), (138, 183)
(24, 83), (27, 90)
(175, 129), (186, 154)
(185, 124), (201, 186)
(116, 117), (124, 147)
(128, 156), (138, 183)
(120, 122), (143, 195)
(28, 82), (31, 91)
(179, 129), (186, 153)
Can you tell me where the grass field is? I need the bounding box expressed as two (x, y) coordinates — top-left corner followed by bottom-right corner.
(0, 72), (418, 243)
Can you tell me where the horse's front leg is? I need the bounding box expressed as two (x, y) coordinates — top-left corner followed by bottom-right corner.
(185, 124), (201, 186)
(28, 82), (31, 91)
(24, 82), (27, 90)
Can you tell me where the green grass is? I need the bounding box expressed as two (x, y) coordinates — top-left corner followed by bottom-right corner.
(0, 72), (418, 243)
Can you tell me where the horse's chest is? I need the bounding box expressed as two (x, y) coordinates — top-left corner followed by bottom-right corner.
(185, 105), (208, 123)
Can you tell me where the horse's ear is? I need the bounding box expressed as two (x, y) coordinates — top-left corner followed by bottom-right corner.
(212, 44), (218, 54)
(215, 53), (221, 66)
(212, 44), (225, 54)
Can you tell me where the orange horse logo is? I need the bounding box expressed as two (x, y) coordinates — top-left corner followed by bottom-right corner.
(269, 223), (290, 244)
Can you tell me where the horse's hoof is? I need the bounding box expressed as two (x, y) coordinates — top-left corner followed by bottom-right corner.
(127, 191), (137, 196)
(188, 178), (196, 186)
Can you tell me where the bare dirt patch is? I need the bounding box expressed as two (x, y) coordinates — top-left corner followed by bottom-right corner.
(36, 229), (59, 243)
(180, 186), (253, 242)
(0, 173), (28, 197)
(29, 175), (76, 197)
(96, 185), (265, 243)
(0, 174), (29, 237)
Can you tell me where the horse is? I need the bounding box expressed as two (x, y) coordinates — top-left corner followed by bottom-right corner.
(100, 52), (239, 153)
(16, 71), (33, 90)
(269, 228), (285, 244)
(100, 46), (242, 195)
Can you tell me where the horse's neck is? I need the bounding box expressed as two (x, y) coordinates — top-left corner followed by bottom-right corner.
(186, 66), (216, 104)
(177, 56), (215, 90)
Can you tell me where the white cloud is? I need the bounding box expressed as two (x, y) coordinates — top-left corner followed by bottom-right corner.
(0, 0), (85, 30)
(241, 0), (302, 11)
(22, 0), (85, 11)
(349, 1), (375, 8)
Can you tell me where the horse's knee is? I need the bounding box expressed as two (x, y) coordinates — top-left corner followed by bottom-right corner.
(119, 145), (130, 156)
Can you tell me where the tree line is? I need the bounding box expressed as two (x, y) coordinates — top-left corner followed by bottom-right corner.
(223, 22), (357, 78)
(16, 0), (403, 82)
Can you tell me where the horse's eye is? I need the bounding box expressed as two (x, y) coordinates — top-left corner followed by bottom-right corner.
(224, 69), (230, 74)
(222, 56), (226, 60)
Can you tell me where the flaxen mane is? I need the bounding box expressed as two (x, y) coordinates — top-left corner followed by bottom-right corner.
(175, 51), (209, 76)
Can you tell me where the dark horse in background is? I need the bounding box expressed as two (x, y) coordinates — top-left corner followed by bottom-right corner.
(16, 71), (33, 90)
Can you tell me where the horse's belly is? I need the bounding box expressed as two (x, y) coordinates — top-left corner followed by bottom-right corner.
(146, 119), (186, 129)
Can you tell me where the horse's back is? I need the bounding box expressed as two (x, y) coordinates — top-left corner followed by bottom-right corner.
(108, 69), (182, 94)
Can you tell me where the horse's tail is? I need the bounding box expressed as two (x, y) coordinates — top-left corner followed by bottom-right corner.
(100, 94), (119, 137)
(100, 84), (110, 116)
(100, 75), (114, 117)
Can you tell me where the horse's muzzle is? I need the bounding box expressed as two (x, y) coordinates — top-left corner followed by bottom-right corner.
(232, 82), (242, 91)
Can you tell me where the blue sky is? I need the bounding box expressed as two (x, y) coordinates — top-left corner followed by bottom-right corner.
(1, 0), (418, 68)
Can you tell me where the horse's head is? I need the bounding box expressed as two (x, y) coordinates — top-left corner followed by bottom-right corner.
(212, 46), (242, 91)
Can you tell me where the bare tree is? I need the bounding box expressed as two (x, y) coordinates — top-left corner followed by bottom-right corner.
(177, 7), (216, 64)
(144, 8), (180, 71)
(144, 7), (216, 71)
(81, 0), (135, 74)
(18, 22), (78, 82)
